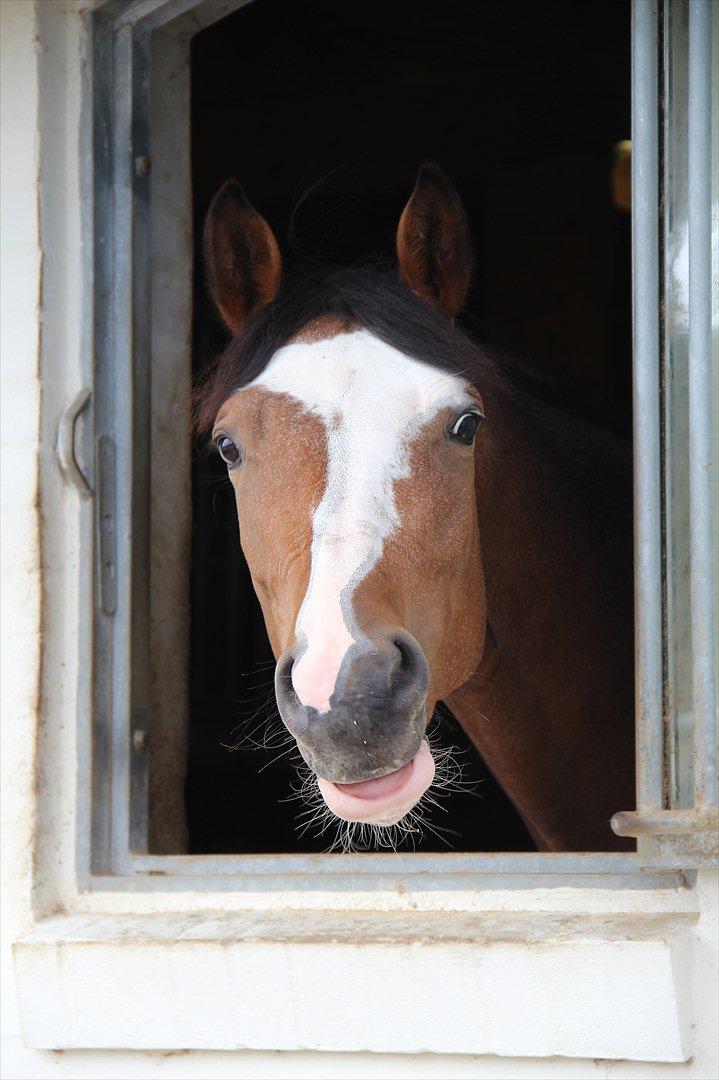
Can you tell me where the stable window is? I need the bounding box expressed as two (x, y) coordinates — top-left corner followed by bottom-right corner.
(70, 0), (717, 883)
(186, 0), (634, 857)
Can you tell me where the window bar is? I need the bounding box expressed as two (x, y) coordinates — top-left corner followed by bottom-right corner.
(128, 20), (153, 855)
(110, 19), (137, 872)
(86, 3), (117, 877)
(661, 0), (693, 815)
(103, 14), (154, 871)
(626, 0), (664, 818)
(613, 0), (718, 863)
(687, 0), (717, 815)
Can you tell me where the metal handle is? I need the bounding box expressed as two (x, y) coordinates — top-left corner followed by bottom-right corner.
(56, 388), (93, 498)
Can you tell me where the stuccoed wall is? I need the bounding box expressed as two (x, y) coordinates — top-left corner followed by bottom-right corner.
(0, 2), (716, 1078)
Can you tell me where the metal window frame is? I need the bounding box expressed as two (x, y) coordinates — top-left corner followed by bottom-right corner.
(610, 0), (718, 869)
(76, 0), (717, 890)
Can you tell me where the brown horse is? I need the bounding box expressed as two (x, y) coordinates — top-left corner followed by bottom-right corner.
(197, 165), (634, 852)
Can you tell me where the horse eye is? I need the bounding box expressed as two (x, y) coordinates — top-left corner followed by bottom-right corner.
(216, 435), (242, 466)
(449, 411), (483, 446)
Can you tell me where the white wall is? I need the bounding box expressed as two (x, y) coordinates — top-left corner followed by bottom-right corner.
(1, 0), (43, 1070)
(1, 2), (717, 1078)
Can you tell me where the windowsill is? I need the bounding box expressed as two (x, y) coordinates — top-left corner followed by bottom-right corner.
(14, 882), (697, 1058)
(80, 850), (685, 893)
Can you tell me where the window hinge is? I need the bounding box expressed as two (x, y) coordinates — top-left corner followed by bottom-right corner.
(96, 434), (117, 616)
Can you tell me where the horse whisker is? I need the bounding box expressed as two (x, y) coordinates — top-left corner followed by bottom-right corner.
(287, 730), (477, 853)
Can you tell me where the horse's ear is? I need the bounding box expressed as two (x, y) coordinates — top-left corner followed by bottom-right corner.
(396, 164), (472, 318)
(203, 179), (282, 335)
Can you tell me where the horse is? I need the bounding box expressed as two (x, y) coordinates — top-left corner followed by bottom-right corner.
(196, 164), (635, 852)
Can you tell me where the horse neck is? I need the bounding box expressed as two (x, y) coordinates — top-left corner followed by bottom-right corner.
(465, 386), (635, 849)
(478, 383), (632, 654)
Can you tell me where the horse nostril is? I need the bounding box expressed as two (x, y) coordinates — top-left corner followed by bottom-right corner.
(394, 636), (414, 675)
(391, 634), (423, 691)
(276, 649), (295, 691)
(387, 631), (429, 708)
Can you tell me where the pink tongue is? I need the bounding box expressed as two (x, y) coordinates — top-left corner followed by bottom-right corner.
(317, 740), (436, 825)
(335, 759), (414, 800)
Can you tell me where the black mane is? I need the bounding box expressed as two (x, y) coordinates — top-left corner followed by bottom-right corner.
(194, 263), (507, 433)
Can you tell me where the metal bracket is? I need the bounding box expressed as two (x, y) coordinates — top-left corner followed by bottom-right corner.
(611, 807), (719, 868)
(56, 389), (93, 498)
(611, 807), (718, 836)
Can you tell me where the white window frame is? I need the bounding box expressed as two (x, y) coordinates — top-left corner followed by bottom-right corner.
(14, 0), (717, 1059)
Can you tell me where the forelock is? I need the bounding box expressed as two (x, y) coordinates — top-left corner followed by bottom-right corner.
(194, 263), (505, 435)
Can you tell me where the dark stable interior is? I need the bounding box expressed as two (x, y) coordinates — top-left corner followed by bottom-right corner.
(187, 0), (632, 854)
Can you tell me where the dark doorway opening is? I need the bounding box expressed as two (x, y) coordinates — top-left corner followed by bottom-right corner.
(187, 0), (632, 854)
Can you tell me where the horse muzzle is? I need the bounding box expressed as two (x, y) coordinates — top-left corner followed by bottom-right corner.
(275, 629), (434, 823)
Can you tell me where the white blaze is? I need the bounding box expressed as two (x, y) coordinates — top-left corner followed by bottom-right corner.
(249, 329), (467, 712)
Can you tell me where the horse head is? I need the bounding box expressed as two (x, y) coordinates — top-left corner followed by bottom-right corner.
(199, 166), (488, 830)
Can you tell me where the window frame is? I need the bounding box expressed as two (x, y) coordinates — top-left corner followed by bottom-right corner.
(609, 0), (718, 869)
(74, 0), (717, 890)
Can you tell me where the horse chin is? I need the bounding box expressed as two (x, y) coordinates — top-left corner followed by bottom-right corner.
(316, 739), (435, 825)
